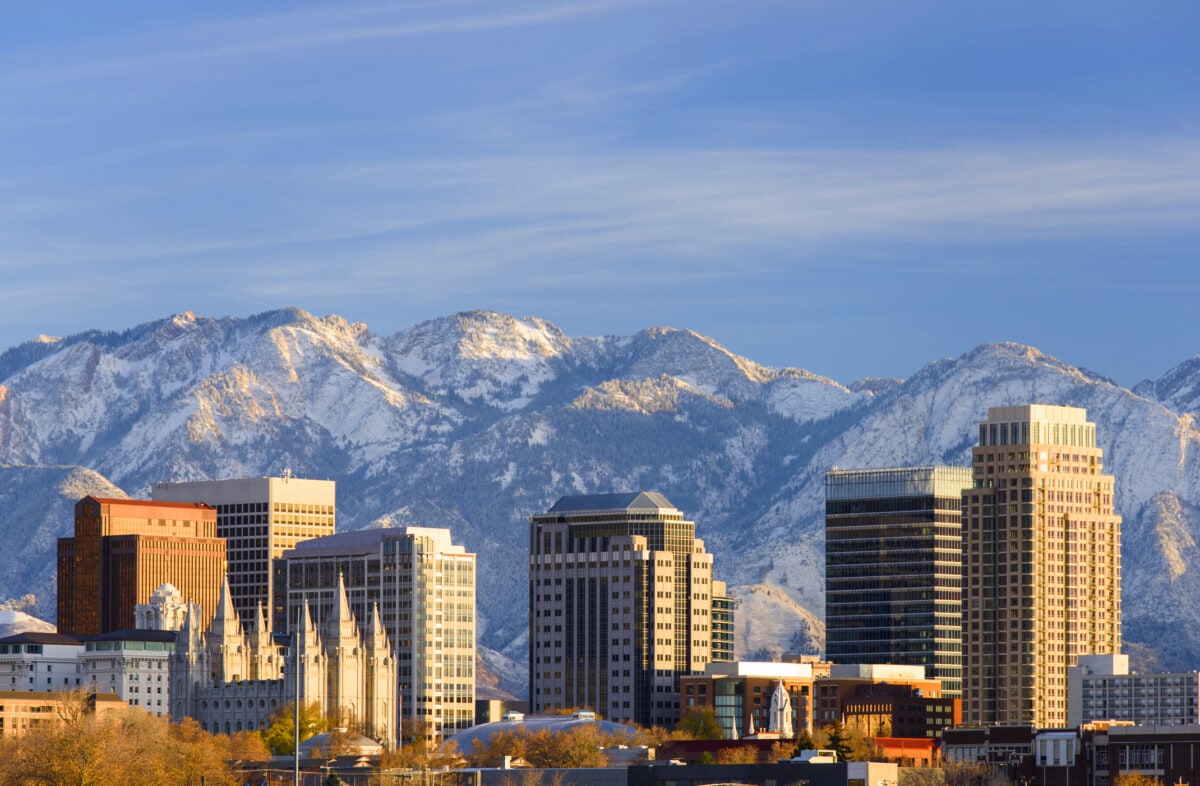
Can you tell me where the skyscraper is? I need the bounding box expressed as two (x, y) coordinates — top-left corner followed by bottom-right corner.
(150, 476), (335, 631)
(528, 492), (718, 728)
(961, 404), (1121, 726)
(57, 496), (226, 635)
(825, 466), (973, 697)
(272, 526), (476, 738)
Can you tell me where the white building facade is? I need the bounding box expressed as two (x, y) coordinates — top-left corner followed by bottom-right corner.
(273, 526), (476, 738)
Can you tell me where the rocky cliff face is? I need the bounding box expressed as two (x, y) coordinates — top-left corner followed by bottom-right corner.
(1, 308), (1197, 696)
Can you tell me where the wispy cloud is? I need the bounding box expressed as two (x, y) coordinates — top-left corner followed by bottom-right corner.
(0, 0), (649, 90)
(4, 137), (1197, 284)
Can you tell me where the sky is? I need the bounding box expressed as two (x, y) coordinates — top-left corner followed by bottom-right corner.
(2, 1), (1198, 387)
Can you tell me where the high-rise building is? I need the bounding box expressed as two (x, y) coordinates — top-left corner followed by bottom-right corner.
(528, 492), (718, 728)
(825, 466), (973, 697)
(710, 581), (735, 664)
(272, 526), (476, 738)
(150, 476), (335, 631)
(962, 404), (1121, 727)
(57, 497), (226, 635)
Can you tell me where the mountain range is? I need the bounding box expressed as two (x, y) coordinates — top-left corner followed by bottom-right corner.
(1, 307), (1198, 697)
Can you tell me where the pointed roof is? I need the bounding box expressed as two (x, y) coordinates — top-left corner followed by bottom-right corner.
(327, 571), (359, 642)
(210, 575), (242, 638)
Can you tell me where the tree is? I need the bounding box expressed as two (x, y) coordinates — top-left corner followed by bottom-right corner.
(675, 708), (724, 740)
(6, 707), (240, 786)
(1112, 776), (1163, 786)
(261, 701), (330, 755)
(769, 740), (797, 763)
(380, 737), (463, 771)
(715, 745), (760, 764)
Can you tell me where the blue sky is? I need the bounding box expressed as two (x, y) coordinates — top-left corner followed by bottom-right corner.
(2, 1), (1198, 386)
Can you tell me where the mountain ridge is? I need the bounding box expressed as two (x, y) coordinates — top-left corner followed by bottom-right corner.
(1, 307), (1198, 697)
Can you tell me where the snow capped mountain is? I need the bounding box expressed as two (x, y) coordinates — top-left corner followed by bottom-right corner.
(0, 308), (1198, 696)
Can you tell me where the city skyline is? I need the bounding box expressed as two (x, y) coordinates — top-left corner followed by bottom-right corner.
(3, 2), (1198, 388)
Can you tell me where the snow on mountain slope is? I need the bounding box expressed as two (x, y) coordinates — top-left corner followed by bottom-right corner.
(1135, 355), (1200, 416)
(385, 311), (575, 410)
(3, 310), (1200, 696)
(0, 466), (127, 621)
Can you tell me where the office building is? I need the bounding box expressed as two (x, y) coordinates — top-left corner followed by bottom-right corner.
(273, 526), (476, 738)
(1068, 654), (1200, 727)
(962, 404), (1122, 727)
(825, 466), (973, 697)
(151, 476), (336, 631)
(57, 497), (225, 635)
(528, 492), (718, 728)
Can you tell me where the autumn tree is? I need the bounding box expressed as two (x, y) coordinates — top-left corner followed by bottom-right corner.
(769, 740), (797, 763)
(467, 724), (634, 769)
(6, 707), (240, 786)
(261, 701), (330, 755)
(714, 745), (760, 765)
(675, 708), (724, 740)
(1112, 775), (1163, 786)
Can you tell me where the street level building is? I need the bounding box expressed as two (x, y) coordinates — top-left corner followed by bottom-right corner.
(962, 405), (1122, 727)
(680, 660), (817, 737)
(57, 497), (225, 636)
(0, 690), (125, 739)
(825, 466), (973, 697)
(273, 526), (475, 738)
(528, 492), (718, 728)
(151, 476), (336, 632)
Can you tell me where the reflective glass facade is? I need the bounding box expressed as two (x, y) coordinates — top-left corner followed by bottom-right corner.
(825, 466), (972, 697)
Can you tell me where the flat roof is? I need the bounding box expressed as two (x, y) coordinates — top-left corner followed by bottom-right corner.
(546, 491), (678, 514)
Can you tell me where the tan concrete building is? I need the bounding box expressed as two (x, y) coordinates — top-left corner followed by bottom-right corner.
(962, 404), (1121, 727)
(151, 476), (336, 631)
(57, 497), (225, 635)
(529, 492), (717, 728)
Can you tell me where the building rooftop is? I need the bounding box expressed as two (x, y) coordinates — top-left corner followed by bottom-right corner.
(0, 632), (84, 646)
(287, 525), (465, 555)
(83, 496), (214, 511)
(83, 629), (178, 644)
(546, 491), (678, 514)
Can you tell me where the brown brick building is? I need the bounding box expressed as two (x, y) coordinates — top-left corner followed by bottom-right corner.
(57, 497), (225, 635)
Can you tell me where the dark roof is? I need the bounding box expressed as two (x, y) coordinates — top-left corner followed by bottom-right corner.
(0, 632), (84, 646)
(547, 491), (677, 514)
(83, 629), (178, 644)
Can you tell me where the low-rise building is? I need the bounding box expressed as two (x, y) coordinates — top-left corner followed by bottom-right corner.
(680, 660), (817, 737)
(0, 633), (85, 692)
(80, 629), (176, 716)
(0, 690), (125, 739)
